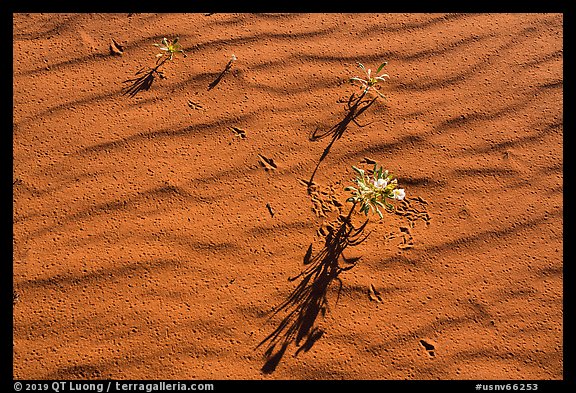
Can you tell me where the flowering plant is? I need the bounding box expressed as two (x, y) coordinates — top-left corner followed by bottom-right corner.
(122, 36), (186, 97)
(344, 164), (405, 218)
(349, 61), (389, 99)
(154, 37), (187, 63)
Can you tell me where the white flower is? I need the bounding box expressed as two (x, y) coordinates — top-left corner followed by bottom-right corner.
(392, 188), (405, 200)
(373, 178), (388, 189)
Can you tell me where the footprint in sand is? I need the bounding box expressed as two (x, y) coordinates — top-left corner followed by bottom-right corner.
(361, 157), (377, 165)
(420, 339), (436, 357)
(266, 202), (275, 217)
(258, 154), (277, 172)
(110, 38), (124, 56)
(368, 284), (382, 303)
(188, 100), (204, 110)
(304, 181), (342, 218)
(397, 226), (415, 250)
(231, 127), (247, 139)
(395, 196), (431, 228)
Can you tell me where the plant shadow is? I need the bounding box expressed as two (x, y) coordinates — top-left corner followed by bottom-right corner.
(257, 205), (370, 374)
(207, 58), (235, 91)
(306, 92), (378, 189)
(122, 60), (167, 98)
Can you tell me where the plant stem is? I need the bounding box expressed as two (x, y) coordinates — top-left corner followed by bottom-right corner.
(344, 201), (357, 222)
(154, 56), (169, 71)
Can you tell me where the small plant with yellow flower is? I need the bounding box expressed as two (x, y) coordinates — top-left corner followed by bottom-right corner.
(349, 61), (389, 99)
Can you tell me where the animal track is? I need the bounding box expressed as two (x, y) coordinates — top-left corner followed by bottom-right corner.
(110, 38), (124, 56)
(361, 157), (377, 165)
(258, 154), (277, 171)
(368, 284), (382, 303)
(187, 100), (204, 110)
(395, 196), (431, 228)
(266, 202), (275, 217)
(231, 127), (247, 139)
(302, 180), (342, 218)
(420, 339), (436, 357)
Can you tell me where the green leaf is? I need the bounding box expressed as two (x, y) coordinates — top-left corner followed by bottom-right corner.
(350, 77), (367, 84)
(358, 62), (366, 72)
(352, 166), (365, 177)
(376, 61), (387, 74)
(376, 207), (383, 219)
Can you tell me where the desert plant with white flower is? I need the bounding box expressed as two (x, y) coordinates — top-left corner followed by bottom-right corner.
(349, 61), (389, 99)
(344, 163), (405, 219)
(154, 37), (187, 63)
(122, 36), (187, 97)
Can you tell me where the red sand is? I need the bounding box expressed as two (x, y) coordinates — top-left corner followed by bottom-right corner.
(13, 13), (563, 379)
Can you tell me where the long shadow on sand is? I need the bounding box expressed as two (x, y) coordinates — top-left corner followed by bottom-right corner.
(207, 56), (236, 90)
(306, 92), (378, 190)
(122, 58), (169, 98)
(257, 204), (370, 374)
